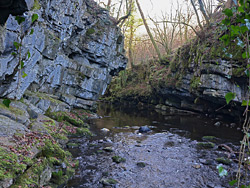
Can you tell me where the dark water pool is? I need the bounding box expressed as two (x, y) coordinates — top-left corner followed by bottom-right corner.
(66, 102), (243, 188)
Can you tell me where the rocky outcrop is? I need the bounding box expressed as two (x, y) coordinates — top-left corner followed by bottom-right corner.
(156, 58), (247, 119)
(0, 0), (127, 110)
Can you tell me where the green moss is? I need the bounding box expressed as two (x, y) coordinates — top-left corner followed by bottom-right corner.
(42, 140), (66, 159)
(86, 28), (95, 35)
(197, 142), (215, 149)
(0, 147), (27, 181)
(202, 136), (217, 142)
(101, 178), (118, 186)
(11, 158), (48, 187)
(67, 143), (79, 148)
(232, 67), (245, 77)
(32, 0), (41, 10)
(0, 102), (25, 116)
(112, 156), (126, 163)
(190, 76), (201, 89)
(216, 157), (232, 165)
(51, 170), (63, 184)
(75, 127), (93, 136)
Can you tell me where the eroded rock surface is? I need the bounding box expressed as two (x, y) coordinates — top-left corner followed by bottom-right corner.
(0, 0), (127, 110)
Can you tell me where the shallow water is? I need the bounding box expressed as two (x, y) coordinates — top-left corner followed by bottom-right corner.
(66, 102), (243, 188)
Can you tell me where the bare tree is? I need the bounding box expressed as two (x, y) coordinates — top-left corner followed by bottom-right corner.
(135, 0), (162, 60)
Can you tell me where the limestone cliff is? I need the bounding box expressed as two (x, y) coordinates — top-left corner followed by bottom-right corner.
(0, 0), (127, 111)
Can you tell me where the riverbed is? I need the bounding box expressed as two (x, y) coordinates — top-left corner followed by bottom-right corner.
(66, 102), (243, 188)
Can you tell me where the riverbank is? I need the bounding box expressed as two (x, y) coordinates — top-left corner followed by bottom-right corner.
(0, 92), (96, 188)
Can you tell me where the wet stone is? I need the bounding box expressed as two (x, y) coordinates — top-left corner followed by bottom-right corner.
(103, 147), (113, 152)
(137, 162), (146, 168)
(138, 125), (151, 133)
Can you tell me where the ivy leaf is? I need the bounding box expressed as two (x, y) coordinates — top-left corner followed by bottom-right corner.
(21, 61), (24, 69)
(225, 92), (236, 104)
(220, 34), (230, 45)
(242, 52), (250, 59)
(223, 8), (233, 17)
(222, 18), (231, 26)
(229, 180), (237, 186)
(11, 52), (17, 56)
(238, 6), (244, 13)
(30, 28), (34, 35)
(3, 99), (11, 108)
(32, 14), (38, 23)
(241, 100), (250, 106)
(217, 164), (228, 177)
(15, 16), (25, 25)
(13, 42), (21, 50)
(22, 72), (28, 78)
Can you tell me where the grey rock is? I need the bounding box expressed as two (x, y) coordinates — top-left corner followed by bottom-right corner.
(0, 0), (127, 111)
(214, 122), (221, 127)
(0, 115), (29, 136)
(139, 125), (151, 133)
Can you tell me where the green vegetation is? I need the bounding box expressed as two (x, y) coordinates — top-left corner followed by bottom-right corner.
(216, 157), (232, 165)
(86, 28), (95, 35)
(32, 0), (41, 10)
(0, 147), (27, 180)
(112, 156), (126, 163)
(197, 142), (215, 149)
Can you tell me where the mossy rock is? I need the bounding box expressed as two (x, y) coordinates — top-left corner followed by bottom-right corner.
(197, 142), (215, 149)
(100, 178), (118, 186)
(112, 156), (126, 163)
(202, 136), (217, 142)
(41, 140), (66, 159)
(32, 0), (41, 10)
(75, 127), (93, 136)
(86, 28), (95, 35)
(216, 157), (232, 165)
(11, 158), (50, 187)
(0, 147), (27, 181)
(67, 143), (79, 148)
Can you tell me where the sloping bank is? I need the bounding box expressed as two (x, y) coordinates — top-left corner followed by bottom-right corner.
(0, 0), (127, 187)
(104, 22), (248, 121)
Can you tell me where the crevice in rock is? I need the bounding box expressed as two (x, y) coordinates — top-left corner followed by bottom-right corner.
(0, 0), (29, 25)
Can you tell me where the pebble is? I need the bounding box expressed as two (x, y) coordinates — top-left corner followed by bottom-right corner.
(101, 128), (110, 132)
(214, 122), (221, 127)
(139, 125), (151, 133)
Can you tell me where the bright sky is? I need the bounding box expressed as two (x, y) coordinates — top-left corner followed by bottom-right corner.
(95, 0), (218, 35)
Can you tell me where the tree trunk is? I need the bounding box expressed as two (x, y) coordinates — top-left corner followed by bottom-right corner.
(135, 0), (162, 60)
(198, 0), (210, 25)
(128, 19), (134, 69)
(190, 0), (203, 30)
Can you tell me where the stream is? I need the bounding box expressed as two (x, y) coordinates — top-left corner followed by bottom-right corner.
(66, 102), (243, 188)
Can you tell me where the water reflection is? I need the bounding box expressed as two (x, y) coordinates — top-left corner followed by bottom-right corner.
(94, 102), (243, 143)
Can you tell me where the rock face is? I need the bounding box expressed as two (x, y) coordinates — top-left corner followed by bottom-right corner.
(156, 58), (247, 119)
(0, 0), (127, 110)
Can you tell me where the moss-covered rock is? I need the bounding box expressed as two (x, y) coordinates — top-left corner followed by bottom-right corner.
(197, 142), (215, 149)
(202, 136), (217, 142)
(112, 156), (126, 163)
(216, 157), (232, 165)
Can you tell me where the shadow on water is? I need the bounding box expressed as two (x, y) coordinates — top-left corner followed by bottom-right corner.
(66, 102), (244, 188)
